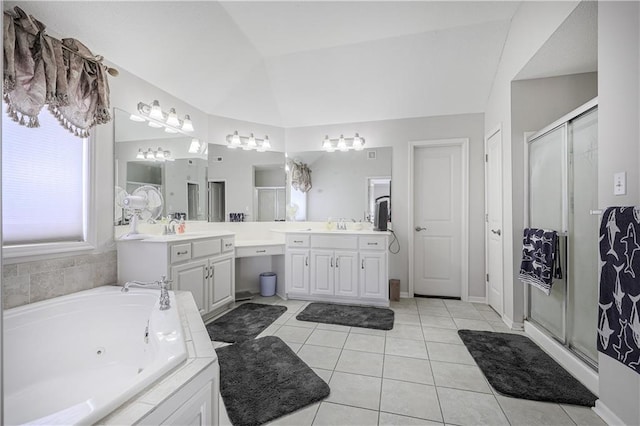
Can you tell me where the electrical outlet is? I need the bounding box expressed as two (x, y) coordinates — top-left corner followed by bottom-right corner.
(614, 172), (626, 195)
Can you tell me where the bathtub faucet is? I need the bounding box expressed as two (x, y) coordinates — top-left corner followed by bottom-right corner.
(122, 276), (172, 311)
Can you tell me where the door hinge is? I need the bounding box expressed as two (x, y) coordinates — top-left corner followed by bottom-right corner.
(486, 273), (489, 282)
(485, 154), (488, 162)
(485, 213), (488, 223)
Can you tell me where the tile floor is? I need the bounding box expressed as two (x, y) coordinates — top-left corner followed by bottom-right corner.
(213, 297), (606, 426)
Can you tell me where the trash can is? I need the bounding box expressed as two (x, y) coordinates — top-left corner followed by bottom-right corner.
(389, 279), (400, 301)
(260, 272), (277, 297)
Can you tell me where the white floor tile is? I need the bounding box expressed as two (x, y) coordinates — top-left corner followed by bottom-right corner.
(350, 326), (387, 336)
(421, 327), (463, 345)
(312, 368), (333, 383)
(273, 313), (293, 325)
(274, 325), (314, 343)
(378, 412), (443, 426)
(426, 341), (475, 365)
(297, 344), (342, 370)
(415, 298), (446, 308)
(418, 307), (452, 318)
(325, 371), (382, 410)
(496, 395), (575, 425)
(420, 316), (457, 330)
(560, 404), (607, 426)
(479, 309), (502, 321)
(284, 316), (318, 329)
(268, 402), (320, 426)
(383, 354), (434, 385)
(394, 313), (422, 326)
(387, 324), (424, 340)
(447, 308), (484, 320)
(316, 323), (352, 333)
(306, 329), (348, 348)
(344, 333), (386, 353)
(385, 337), (429, 359)
(380, 379), (442, 422)
(335, 349), (384, 377)
(430, 361), (491, 393)
(437, 387), (509, 426)
(453, 318), (494, 331)
(312, 402), (378, 426)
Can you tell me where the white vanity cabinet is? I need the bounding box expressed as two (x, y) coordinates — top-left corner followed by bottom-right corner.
(285, 232), (389, 306)
(117, 234), (235, 319)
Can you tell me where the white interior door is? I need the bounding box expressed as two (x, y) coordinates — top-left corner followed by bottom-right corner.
(413, 144), (463, 297)
(486, 128), (504, 314)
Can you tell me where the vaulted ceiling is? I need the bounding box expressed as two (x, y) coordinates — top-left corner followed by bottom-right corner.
(9, 1), (523, 127)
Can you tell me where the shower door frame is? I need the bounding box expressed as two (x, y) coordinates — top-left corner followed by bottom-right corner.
(523, 97), (599, 370)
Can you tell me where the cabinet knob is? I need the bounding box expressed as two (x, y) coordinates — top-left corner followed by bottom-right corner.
(361, 259), (365, 269)
(177, 250), (188, 255)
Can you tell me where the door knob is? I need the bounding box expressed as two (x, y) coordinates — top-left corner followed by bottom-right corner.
(415, 226), (427, 232)
(491, 229), (501, 236)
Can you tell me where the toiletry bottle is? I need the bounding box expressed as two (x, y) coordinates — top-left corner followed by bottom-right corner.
(326, 217), (334, 230)
(178, 216), (186, 234)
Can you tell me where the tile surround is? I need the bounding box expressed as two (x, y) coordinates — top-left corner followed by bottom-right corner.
(214, 296), (606, 426)
(2, 251), (117, 309)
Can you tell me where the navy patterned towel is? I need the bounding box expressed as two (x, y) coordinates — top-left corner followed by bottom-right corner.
(518, 228), (562, 295)
(597, 207), (640, 373)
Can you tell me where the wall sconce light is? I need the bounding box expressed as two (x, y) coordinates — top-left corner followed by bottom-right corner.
(135, 147), (174, 162)
(322, 133), (365, 152)
(188, 138), (208, 156)
(134, 100), (194, 133)
(226, 131), (271, 152)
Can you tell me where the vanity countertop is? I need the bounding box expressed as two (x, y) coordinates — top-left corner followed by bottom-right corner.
(274, 228), (391, 235)
(118, 230), (235, 243)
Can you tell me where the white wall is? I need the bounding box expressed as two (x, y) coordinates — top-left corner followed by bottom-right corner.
(596, 2), (640, 425)
(483, 0), (581, 325)
(286, 113), (485, 297)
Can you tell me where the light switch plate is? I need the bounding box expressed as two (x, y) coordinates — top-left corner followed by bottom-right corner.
(614, 172), (626, 195)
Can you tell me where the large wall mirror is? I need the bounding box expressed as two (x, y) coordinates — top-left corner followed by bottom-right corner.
(114, 108), (287, 224)
(286, 147), (392, 222)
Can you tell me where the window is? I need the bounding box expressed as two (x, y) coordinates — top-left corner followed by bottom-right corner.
(2, 106), (95, 258)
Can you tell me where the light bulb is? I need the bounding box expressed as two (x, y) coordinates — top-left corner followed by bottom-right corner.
(155, 147), (165, 161)
(353, 133), (364, 151)
(136, 149), (145, 160)
(337, 134), (347, 151)
(164, 150), (174, 161)
(262, 135), (271, 150)
(231, 131), (241, 146)
(166, 108), (180, 127)
(149, 100), (163, 120)
(322, 135), (332, 151)
(188, 138), (201, 154)
(145, 149), (156, 161)
(181, 115), (194, 132)
(248, 133), (257, 148)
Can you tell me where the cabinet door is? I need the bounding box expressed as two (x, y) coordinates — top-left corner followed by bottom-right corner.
(359, 252), (387, 299)
(210, 256), (233, 312)
(162, 383), (212, 426)
(334, 250), (359, 297)
(286, 249), (310, 295)
(171, 259), (208, 315)
(311, 249), (335, 296)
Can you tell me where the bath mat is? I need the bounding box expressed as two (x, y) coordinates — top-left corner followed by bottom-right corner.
(296, 302), (394, 330)
(458, 330), (597, 406)
(206, 303), (286, 343)
(216, 336), (330, 425)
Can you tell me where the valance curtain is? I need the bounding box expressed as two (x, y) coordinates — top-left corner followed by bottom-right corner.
(3, 6), (114, 137)
(290, 161), (312, 193)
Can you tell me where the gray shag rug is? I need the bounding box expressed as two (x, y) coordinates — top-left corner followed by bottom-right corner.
(458, 330), (597, 407)
(206, 303), (286, 343)
(216, 336), (330, 426)
(296, 302), (394, 330)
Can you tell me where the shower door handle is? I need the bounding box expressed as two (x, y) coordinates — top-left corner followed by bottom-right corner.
(415, 226), (427, 232)
(491, 229), (501, 236)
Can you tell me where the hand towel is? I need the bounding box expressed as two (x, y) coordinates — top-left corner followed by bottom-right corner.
(518, 228), (562, 295)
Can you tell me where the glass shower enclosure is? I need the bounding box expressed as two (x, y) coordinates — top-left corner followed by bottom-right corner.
(526, 99), (599, 368)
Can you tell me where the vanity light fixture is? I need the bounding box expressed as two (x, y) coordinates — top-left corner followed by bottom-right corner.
(188, 138), (201, 154)
(136, 147), (174, 162)
(226, 131), (271, 152)
(135, 100), (195, 133)
(322, 133), (365, 152)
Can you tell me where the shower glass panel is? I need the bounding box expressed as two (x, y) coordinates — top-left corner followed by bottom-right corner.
(526, 101), (598, 369)
(528, 125), (567, 341)
(567, 108), (599, 365)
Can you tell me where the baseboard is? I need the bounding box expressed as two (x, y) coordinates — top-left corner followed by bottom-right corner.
(502, 315), (524, 331)
(525, 321), (599, 395)
(400, 291), (410, 298)
(467, 296), (487, 304)
(594, 399), (625, 426)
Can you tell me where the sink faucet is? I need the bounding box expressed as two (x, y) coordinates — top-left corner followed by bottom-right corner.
(122, 275), (172, 310)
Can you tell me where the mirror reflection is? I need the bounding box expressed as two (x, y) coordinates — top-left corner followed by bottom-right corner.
(286, 147), (392, 222)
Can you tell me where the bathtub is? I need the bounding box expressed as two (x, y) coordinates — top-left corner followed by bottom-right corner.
(4, 286), (188, 425)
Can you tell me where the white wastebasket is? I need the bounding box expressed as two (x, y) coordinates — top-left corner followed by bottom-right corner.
(259, 272), (277, 297)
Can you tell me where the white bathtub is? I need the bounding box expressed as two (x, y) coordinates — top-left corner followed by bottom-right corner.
(4, 286), (188, 425)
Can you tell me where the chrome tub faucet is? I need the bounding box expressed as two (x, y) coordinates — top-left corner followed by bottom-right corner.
(122, 275), (172, 310)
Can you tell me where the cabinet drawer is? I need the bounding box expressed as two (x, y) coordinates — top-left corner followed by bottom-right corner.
(286, 234), (310, 248)
(192, 239), (221, 258)
(222, 237), (235, 252)
(171, 243), (192, 263)
(311, 235), (358, 250)
(236, 245), (284, 258)
(359, 236), (386, 250)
